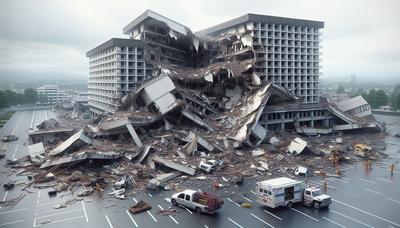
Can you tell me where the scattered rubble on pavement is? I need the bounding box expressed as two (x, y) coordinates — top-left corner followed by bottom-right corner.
(1, 15), (388, 212)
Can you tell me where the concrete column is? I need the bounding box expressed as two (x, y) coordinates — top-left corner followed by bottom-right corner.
(126, 123), (143, 147)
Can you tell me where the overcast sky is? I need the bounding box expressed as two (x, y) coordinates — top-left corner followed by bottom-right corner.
(0, 0), (399, 82)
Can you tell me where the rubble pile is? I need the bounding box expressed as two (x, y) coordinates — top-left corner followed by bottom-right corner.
(3, 18), (388, 208)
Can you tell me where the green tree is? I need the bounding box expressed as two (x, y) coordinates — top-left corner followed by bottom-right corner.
(391, 84), (400, 110)
(4, 90), (18, 105)
(0, 90), (8, 109)
(367, 89), (389, 109)
(336, 85), (345, 94)
(23, 88), (38, 104)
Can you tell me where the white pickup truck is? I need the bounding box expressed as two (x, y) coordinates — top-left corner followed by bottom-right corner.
(256, 177), (331, 209)
(171, 190), (223, 214)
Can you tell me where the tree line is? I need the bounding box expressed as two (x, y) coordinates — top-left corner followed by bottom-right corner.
(345, 84), (400, 110)
(0, 88), (39, 109)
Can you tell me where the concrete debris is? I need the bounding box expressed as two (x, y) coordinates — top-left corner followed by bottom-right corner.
(37, 118), (61, 130)
(109, 188), (125, 199)
(153, 155), (196, 175)
(251, 149), (266, 157)
(287, 137), (308, 155)
(28, 143), (46, 163)
(269, 137), (280, 145)
(146, 172), (180, 189)
(48, 129), (92, 157)
(1, 135), (18, 142)
(258, 161), (269, 171)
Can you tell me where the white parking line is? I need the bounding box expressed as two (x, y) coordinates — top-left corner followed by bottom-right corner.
(251, 213), (274, 228)
(126, 210), (139, 228)
(365, 188), (383, 195)
(242, 196), (253, 202)
(376, 177), (393, 183)
(35, 208), (82, 219)
(291, 208), (319, 222)
(308, 180), (336, 190)
(184, 207), (193, 214)
(2, 191), (8, 201)
(323, 216), (346, 228)
(264, 210), (283, 221)
(204, 225), (209, 228)
(331, 209), (375, 228)
(132, 197), (138, 203)
(328, 177), (350, 184)
(36, 199), (69, 207)
(227, 198), (242, 207)
(158, 205), (179, 224)
(346, 192), (360, 198)
(358, 178), (376, 184)
(250, 191), (257, 195)
(228, 217), (244, 228)
(147, 211), (158, 222)
(332, 199), (400, 227)
(0, 220), (24, 227)
(0, 208), (27, 215)
(37, 190), (41, 204)
(148, 193), (153, 197)
(386, 197), (400, 204)
(342, 177), (350, 181)
(105, 214), (114, 228)
(82, 201), (89, 222)
(38, 215), (84, 226)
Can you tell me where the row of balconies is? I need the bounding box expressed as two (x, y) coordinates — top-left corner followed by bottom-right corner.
(252, 23), (321, 33)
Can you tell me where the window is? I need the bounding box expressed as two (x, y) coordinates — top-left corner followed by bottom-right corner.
(178, 193), (185, 199)
(305, 190), (311, 195)
(185, 195), (190, 201)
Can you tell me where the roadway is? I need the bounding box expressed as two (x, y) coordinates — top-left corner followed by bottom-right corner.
(0, 111), (399, 228)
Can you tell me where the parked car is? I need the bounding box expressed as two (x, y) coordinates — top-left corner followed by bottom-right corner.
(294, 166), (308, 177)
(199, 159), (219, 173)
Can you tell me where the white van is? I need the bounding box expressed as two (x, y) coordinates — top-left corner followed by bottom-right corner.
(256, 177), (304, 208)
(256, 177), (331, 209)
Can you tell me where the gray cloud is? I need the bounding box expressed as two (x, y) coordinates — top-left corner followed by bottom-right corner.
(0, 0), (399, 81)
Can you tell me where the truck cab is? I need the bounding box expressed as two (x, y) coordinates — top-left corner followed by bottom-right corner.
(303, 187), (331, 209)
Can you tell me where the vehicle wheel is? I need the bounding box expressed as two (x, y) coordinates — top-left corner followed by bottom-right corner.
(195, 207), (202, 214)
(286, 201), (293, 208)
(171, 199), (177, 206)
(209, 168), (215, 174)
(313, 201), (321, 209)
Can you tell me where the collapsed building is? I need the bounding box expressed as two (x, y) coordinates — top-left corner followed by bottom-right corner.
(2, 11), (386, 207)
(87, 10), (382, 140)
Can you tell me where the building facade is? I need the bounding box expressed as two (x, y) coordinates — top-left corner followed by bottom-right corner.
(86, 38), (152, 116)
(198, 14), (323, 104)
(37, 85), (70, 104)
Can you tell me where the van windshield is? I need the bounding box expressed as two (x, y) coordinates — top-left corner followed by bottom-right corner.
(312, 190), (322, 196)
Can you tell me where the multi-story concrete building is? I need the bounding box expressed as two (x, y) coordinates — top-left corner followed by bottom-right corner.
(37, 85), (70, 105)
(198, 14), (323, 104)
(86, 38), (152, 116)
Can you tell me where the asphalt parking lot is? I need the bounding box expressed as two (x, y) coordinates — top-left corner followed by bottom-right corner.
(0, 111), (399, 228)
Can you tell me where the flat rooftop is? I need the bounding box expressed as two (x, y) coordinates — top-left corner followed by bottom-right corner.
(86, 38), (142, 57)
(197, 13), (324, 36)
